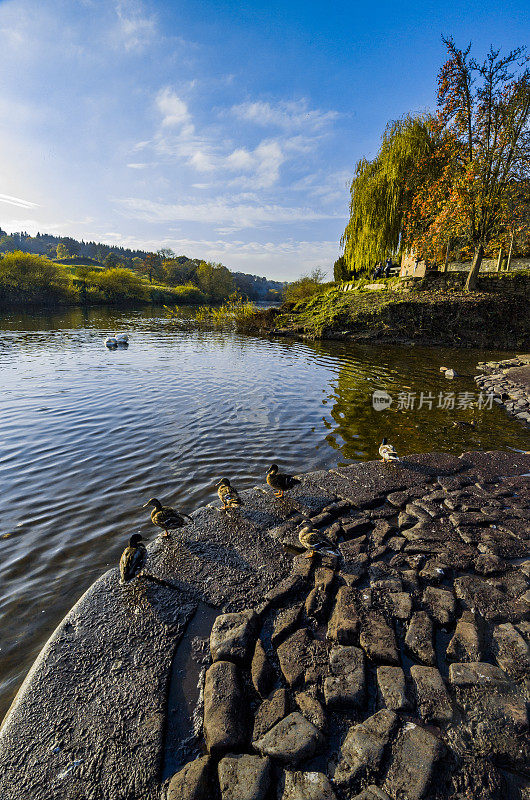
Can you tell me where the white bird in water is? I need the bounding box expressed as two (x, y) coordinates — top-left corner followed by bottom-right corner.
(379, 438), (399, 463)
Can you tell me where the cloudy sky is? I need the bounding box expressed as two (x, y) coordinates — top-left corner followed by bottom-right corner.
(0, 0), (527, 279)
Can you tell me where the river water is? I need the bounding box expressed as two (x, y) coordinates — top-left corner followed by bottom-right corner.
(0, 305), (528, 721)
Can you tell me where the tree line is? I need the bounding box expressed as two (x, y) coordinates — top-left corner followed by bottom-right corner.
(0, 239), (284, 306)
(340, 37), (530, 290)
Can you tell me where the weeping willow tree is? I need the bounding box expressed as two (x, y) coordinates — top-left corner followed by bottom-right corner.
(341, 114), (447, 270)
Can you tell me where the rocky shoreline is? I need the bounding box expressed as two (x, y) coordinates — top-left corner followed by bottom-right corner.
(0, 451), (529, 800)
(475, 355), (530, 427)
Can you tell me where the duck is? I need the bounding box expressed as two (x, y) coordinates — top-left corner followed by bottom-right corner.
(105, 336), (118, 348)
(216, 478), (244, 510)
(266, 464), (301, 498)
(379, 438), (399, 463)
(119, 534), (147, 583)
(115, 333), (129, 343)
(298, 523), (340, 559)
(143, 498), (193, 537)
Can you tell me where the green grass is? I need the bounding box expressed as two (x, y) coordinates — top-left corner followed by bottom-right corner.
(269, 281), (530, 347)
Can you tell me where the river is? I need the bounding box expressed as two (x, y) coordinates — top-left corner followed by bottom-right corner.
(0, 304), (528, 721)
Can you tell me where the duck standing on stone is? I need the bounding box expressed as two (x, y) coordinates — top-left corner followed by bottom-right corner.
(143, 498), (193, 537)
(379, 438), (399, 463)
(266, 464), (301, 498)
(298, 523), (339, 560)
(119, 534), (147, 583)
(216, 478), (244, 511)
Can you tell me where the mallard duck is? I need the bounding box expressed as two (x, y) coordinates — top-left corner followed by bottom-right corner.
(119, 534), (147, 583)
(143, 498), (193, 536)
(298, 523), (339, 559)
(105, 336), (118, 348)
(452, 419), (476, 429)
(115, 333), (129, 343)
(216, 478), (244, 510)
(266, 464), (301, 498)
(379, 438), (399, 463)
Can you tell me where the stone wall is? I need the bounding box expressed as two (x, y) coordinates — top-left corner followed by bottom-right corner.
(400, 253), (530, 278)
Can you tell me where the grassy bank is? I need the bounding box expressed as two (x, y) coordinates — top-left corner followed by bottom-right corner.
(250, 278), (530, 348)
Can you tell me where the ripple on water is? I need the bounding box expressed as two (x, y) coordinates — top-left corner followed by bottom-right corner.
(0, 306), (529, 721)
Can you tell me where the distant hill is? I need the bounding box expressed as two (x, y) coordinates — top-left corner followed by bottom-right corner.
(0, 228), (285, 300)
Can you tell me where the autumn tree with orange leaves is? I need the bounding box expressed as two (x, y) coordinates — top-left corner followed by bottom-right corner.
(343, 38), (530, 290)
(404, 37), (530, 289)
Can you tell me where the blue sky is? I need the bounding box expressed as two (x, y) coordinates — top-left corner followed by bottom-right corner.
(0, 0), (528, 279)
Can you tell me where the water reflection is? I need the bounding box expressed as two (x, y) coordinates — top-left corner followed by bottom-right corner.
(0, 305), (528, 722)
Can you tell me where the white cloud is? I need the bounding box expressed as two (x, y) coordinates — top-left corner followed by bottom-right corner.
(115, 196), (340, 230)
(226, 140), (285, 188)
(0, 192), (39, 209)
(291, 169), (352, 204)
(226, 148), (254, 171)
(231, 99), (339, 131)
(156, 88), (193, 131)
(189, 151), (215, 172)
(115, 0), (157, 52)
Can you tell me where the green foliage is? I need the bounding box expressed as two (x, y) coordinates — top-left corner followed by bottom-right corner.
(56, 242), (69, 259)
(341, 114), (446, 270)
(333, 256), (349, 282)
(142, 252), (165, 283)
(163, 258), (197, 286)
(195, 261), (234, 301)
(87, 267), (148, 302)
(149, 283), (206, 304)
(0, 234), (18, 253)
(283, 268), (329, 304)
(103, 252), (121, 270)
(166, 292), (257, 330)
(0, 251), (73, 303)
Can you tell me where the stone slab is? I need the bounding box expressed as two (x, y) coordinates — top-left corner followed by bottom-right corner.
(333, 709), (397, 786)
(253, 712), (324, 765)
(384, 724), (445, 800)
(410, 666), (452, 723)
(377, 666), (410, 711)
(218, 754), (271, 800)
(280, 770), (337, 800)
(203, 661), (247, 755)
(0, 570), (196, 800)
(320, 453), (465, 507)
(167, 755), (211, 800)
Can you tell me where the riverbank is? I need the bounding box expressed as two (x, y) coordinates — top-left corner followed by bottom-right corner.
(0, 285), (206, 309)
(0, 449), (528, 800)
(256, 284), (530, 349)
(475, 355), (530, 427)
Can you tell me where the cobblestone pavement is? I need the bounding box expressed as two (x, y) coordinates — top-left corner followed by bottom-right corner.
(166, 451), (530, 800)
(475, 355), (530, 428)
(0, 451), (528, 800)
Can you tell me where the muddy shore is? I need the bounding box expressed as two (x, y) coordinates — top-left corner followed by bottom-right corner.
(0, 450), (528, 800)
